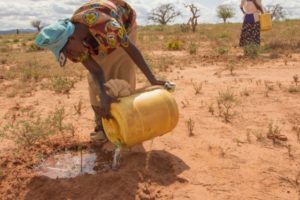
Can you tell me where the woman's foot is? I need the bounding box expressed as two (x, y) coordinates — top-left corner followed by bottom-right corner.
(90, 125), (108, 144)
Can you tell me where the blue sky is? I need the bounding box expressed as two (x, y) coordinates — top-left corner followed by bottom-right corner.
(0, 0), (299, 30)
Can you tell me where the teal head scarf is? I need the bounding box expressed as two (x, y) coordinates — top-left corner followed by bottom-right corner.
(35, 19), (75, 61)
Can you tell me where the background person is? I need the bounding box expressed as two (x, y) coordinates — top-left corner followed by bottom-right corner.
(239, 0), (264, 47)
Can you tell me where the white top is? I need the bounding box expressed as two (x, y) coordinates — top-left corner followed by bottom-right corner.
(240, 0), (262, 22)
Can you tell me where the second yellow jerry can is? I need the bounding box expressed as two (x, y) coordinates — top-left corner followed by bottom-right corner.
(260, 13), (272, 32)
(102, 87), (179, 147)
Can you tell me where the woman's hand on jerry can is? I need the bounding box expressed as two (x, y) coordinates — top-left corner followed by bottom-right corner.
(101, 94), (119, 119)
(151, 79), (176, 91)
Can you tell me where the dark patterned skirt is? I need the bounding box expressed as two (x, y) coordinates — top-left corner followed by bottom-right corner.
(239, 22), (261, 47)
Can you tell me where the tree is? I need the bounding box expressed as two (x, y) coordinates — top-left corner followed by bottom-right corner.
(217, 5), (235, 23)
(185, 4), (200, 32)
(148, 3), (181, 25)
(31, 20), (42, 32)
(265, 4), (286, 20)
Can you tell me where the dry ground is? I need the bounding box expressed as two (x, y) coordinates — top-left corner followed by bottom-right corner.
(0, 21), (300, 200)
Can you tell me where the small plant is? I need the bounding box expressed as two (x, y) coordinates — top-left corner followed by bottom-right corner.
(267, 123), (287, 145)
(180, 24), (190, 32)
(166, 39), (182, 51)
(246, 130), (252, 143)
(293, 74), (299, 86)
(74, 99), (83, 115)
(181, 99), (190, 109)
(292, 126), (300, 143)
(191, 80), (203, 95)
(1, 107), (72, 147)
(288, 85), (300, 93)
(50, 76), (75, 94)
(226, 61), (236, 75)
(240, 88), (250, 97)
(286, 144), (294, 159)
(1, 59), (7, 65)
(216, 46), (228, 55)
(244, 43), (260, 58)
(264, 82), (274, 97)
(217, 88), (237, 123)
(208, 103), (214, 115)
(185, 118), (195, 136)
(188, 42), (197, 55)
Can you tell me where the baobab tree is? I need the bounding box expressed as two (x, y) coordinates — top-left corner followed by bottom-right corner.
(185, 4), (200, 32)
(148, 3), (181, 25)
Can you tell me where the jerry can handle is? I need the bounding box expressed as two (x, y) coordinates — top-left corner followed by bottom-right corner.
(164, 81), (176, 92)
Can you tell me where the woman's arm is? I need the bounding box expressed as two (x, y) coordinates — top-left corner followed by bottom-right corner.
(122, 40), (167, 86)
(82, 57), (118, 118)
(253, 0), (264, 13)
(240, 0), (246, 14)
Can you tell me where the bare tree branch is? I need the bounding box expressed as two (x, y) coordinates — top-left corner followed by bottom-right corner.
(185, 4), (200, 32)
(265, 4), (287, 20)
(31, 20), (42, 32)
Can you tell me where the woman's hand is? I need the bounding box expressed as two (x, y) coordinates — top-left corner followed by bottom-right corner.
(101, 93), (119, 119)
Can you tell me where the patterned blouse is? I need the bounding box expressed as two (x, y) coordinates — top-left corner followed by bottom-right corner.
(71, 0), (136, 58)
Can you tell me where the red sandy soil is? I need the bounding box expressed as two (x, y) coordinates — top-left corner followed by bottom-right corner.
(0, 52), (300, 200)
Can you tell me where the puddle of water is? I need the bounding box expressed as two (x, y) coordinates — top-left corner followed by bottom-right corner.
(35, 152), (97, 179)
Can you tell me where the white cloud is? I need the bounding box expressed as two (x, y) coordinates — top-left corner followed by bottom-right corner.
(0, 0), (299, 30)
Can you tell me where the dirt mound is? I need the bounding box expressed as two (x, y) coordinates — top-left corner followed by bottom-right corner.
(24, 149), (189, 200)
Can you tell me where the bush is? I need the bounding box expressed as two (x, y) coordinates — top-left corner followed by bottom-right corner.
(217, 88), (238, 122)
(1, 107), (71, 146)
(216, 46), (228, 55)
(244, 43), (260, 58)
(188, 42), (197, 55)
(50, 76), (75, 94)
(166, 40), (182, 51)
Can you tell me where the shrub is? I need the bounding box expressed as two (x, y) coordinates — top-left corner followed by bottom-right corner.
(244, 43), (260, 58)
(185, 118), (195, 136)
(288, 86), (300, 93)
(1, 107), (71, 147)
(188, 42), (197, 55)
(50, 76), (75, 94)
(217, 88), (237, 122)
(166, 39), (182, 51)
(216, 46), (228, 55)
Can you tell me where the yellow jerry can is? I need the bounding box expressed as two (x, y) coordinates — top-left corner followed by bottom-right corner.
(102, 87), (179, 147)
(260, 13), (272, 32)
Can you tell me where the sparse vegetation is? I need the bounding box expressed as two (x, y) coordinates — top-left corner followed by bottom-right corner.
(208, 103), (215, 115)
(293, 74), (299, 86)
(185, 118), (195, 136)
(216, 46), (228, 55)
(50, 76), (75, 94)
(1, 18), (300, 200)
(166, 39), (182, 51)
(188, 42), (197, 55)
(217, 88), (237, 123)
(244, 43), (260, 58)
(1, 107), (71, 147)
(288, 85), (300, 93)
(267, 123), (287, 145)
(226, 60), (236, 75)
(191, 80), (203, 95)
